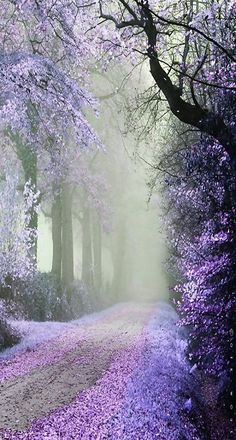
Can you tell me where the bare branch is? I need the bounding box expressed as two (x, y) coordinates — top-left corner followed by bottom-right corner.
(144, 3), (236, 62)
(99, 0), (142, 28)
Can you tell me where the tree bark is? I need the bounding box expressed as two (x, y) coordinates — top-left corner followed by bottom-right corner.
(100, 3), (236, 162)
(92, 211), (102, 293)
(142, 7), (236, 162)
(111, 219), (126, 299)
(51, 185), (62, 282)
(17, 141), (38, 261)
(61, 183), (74, 289)
(81, 206), (94, 289)
(9, 125), (39, 262)
(148, 54), (236, 162)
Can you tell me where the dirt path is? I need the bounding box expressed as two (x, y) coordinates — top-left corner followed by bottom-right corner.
(0, 304), (153, 432)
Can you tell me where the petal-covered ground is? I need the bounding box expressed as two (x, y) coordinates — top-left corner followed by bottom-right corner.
(0, 302), (202, 440)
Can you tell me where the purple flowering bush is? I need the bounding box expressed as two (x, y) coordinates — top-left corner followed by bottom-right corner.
(153, 3), (236, 413)
(162, 129), (236, 414)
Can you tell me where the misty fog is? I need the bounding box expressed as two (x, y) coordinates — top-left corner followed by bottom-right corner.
(36, 64), (168, 305)
(38, 156), (168, 303)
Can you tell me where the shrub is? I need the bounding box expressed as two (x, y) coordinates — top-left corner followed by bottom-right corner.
(0, 318), (20, 351)
(12, 272), (99, 322)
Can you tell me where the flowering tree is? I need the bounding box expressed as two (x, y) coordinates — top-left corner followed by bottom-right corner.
(156, 118), (236, 415)
(0, 0), (102, 152)
(98, 0), (236, 160)
(0, 0), (105, 265)
(97, 0), (236, 415)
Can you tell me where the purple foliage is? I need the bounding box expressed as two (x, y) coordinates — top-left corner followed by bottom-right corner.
(164, 125), (236, 411)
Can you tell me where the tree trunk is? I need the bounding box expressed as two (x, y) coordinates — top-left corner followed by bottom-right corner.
(141, 8), (236, 161)
(61, 183), (74, 291)
(148, 54), (236, 164)
(17, 142), (38, 262)
(92, 211), (102, 293)
(51, 185), (62, 282)
(111, 220), (126, 299)
(9, 126), (39, 263)
(81, 206), (94, 289)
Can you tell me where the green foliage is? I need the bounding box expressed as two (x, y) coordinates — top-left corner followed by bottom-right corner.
(12, 273), (99, 322)
(0, 319), (20, 351)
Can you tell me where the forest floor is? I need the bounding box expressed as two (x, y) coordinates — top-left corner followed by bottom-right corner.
(0, 302), (209, 440)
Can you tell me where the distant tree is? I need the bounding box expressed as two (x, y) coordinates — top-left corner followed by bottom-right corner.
(72, 151), (112, 292)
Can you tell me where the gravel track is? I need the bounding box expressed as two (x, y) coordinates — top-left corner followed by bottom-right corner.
(0, 303), (153, 434)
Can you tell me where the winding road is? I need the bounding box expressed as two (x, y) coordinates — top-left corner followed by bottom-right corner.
(0, 303), (154, 439)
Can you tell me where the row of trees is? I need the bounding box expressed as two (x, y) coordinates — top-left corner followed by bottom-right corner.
(156, 118), (236, 417)
(1, 0), (235, 421)
(0, 133), (112, 313)
(96, 0), (236, 419)
(0, 1), (127, 320)
(0, 0), (139, 319)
